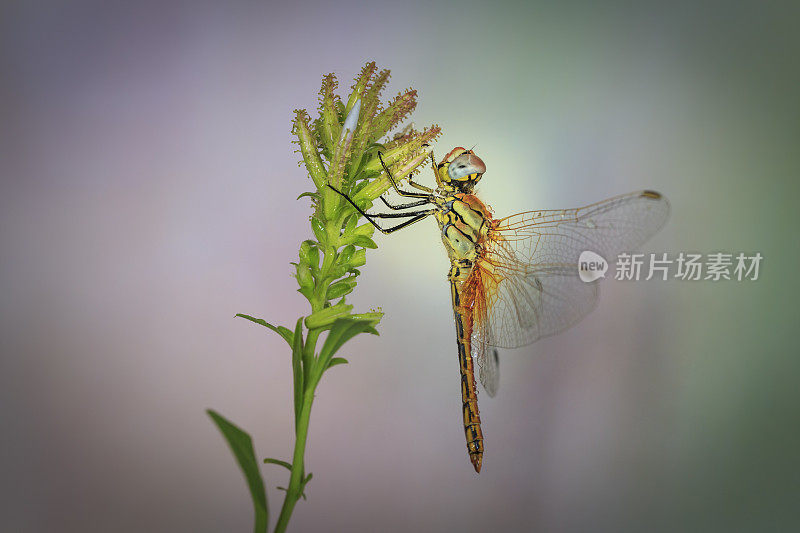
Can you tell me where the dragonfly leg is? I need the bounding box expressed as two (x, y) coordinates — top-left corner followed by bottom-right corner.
(406, 177), (433, 193)
(379, 195), (432, 210)
(378, 152), (430, 199)
(397, 144), (434, 193)
(328, 184), (434, 235)
(376, 212), (434, 234)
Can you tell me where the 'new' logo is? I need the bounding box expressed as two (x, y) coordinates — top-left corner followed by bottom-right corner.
(578, 251), (608, 282)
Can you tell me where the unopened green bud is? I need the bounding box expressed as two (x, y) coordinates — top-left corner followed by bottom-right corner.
(318, 74), (341, 154)
(292, 110), (327, 189)
(340, 98), (361, 143)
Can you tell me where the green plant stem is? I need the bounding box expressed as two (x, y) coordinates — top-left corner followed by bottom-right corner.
(274, 387), (315, 533)
(274, 249), (327, 532)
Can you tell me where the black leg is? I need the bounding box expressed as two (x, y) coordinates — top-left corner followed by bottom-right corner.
(379, 195), (432, 210)
(378, 152), (430, 199)
(328, 184), (434, 235)
(378, 213), (433, 234)
(360, 209), (434, 218)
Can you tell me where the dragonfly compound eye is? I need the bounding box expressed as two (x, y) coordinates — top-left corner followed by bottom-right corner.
(448, 152), (486, 181)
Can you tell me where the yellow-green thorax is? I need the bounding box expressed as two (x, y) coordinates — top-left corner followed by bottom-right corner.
(434, 193), (493, 265)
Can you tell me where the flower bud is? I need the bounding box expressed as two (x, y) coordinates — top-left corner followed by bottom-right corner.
(340, 98), (361, 143)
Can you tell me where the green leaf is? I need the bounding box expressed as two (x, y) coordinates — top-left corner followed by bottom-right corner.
(307, 246), (320, 273)
(291, 318), (304, 431)
(327, 357), (349, 369)
(351, 179), (370, 196)
(326, 278), (356, 300)
(263, 458), (293, 471)
(304, 303), (354, 330)
(312, 318), (375, 384)
(343, 212), (358, 237)
(338, 244), (355, 265)
(235, 314), (293, 348)
(354, 221), (376, 238)
(277, 479), (310, 501)
(299, 472), (314, 500)
(352, 235), (378, 249)
(207, 410), (268, 533)
(298, 240), (319, 272)
(350, 249), (366, 268)
(295, 263), (314, 294)
(311, 217), (327, 246)
(296, 191), (318, 201)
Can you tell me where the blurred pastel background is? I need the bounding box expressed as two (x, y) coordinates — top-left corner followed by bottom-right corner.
(2, 1), (798, 532)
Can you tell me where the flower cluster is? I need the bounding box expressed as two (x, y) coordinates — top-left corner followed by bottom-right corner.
(291, 62), (441, 327)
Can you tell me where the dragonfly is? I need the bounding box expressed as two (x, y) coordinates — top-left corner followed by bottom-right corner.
(329, 147), (670, 473)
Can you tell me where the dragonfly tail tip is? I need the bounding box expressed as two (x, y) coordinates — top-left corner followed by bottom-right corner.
(470, 454), (483, 473)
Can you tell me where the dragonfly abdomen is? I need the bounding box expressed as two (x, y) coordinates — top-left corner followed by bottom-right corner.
(449, 262), (484, 473)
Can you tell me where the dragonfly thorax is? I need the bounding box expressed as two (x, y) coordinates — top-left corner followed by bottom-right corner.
(435, 193), (492, 265)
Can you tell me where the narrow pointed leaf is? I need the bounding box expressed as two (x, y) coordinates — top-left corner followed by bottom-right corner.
(315, 318), (375, 379)
(235, 314), (293, 348)
(206, 410), (268, 533)
(291, 318), (304, 431)
(297, 191), (318, 201)
(263, 458), (293, 471)
(299, 472), (314, 500)
(327, 357), (349, 369)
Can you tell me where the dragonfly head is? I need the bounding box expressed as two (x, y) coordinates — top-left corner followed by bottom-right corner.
(436, 147), (486, 193)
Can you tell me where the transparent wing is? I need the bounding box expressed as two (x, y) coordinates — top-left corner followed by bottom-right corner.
(471, 190), (669, 393)
(470, 335), (499, 397)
